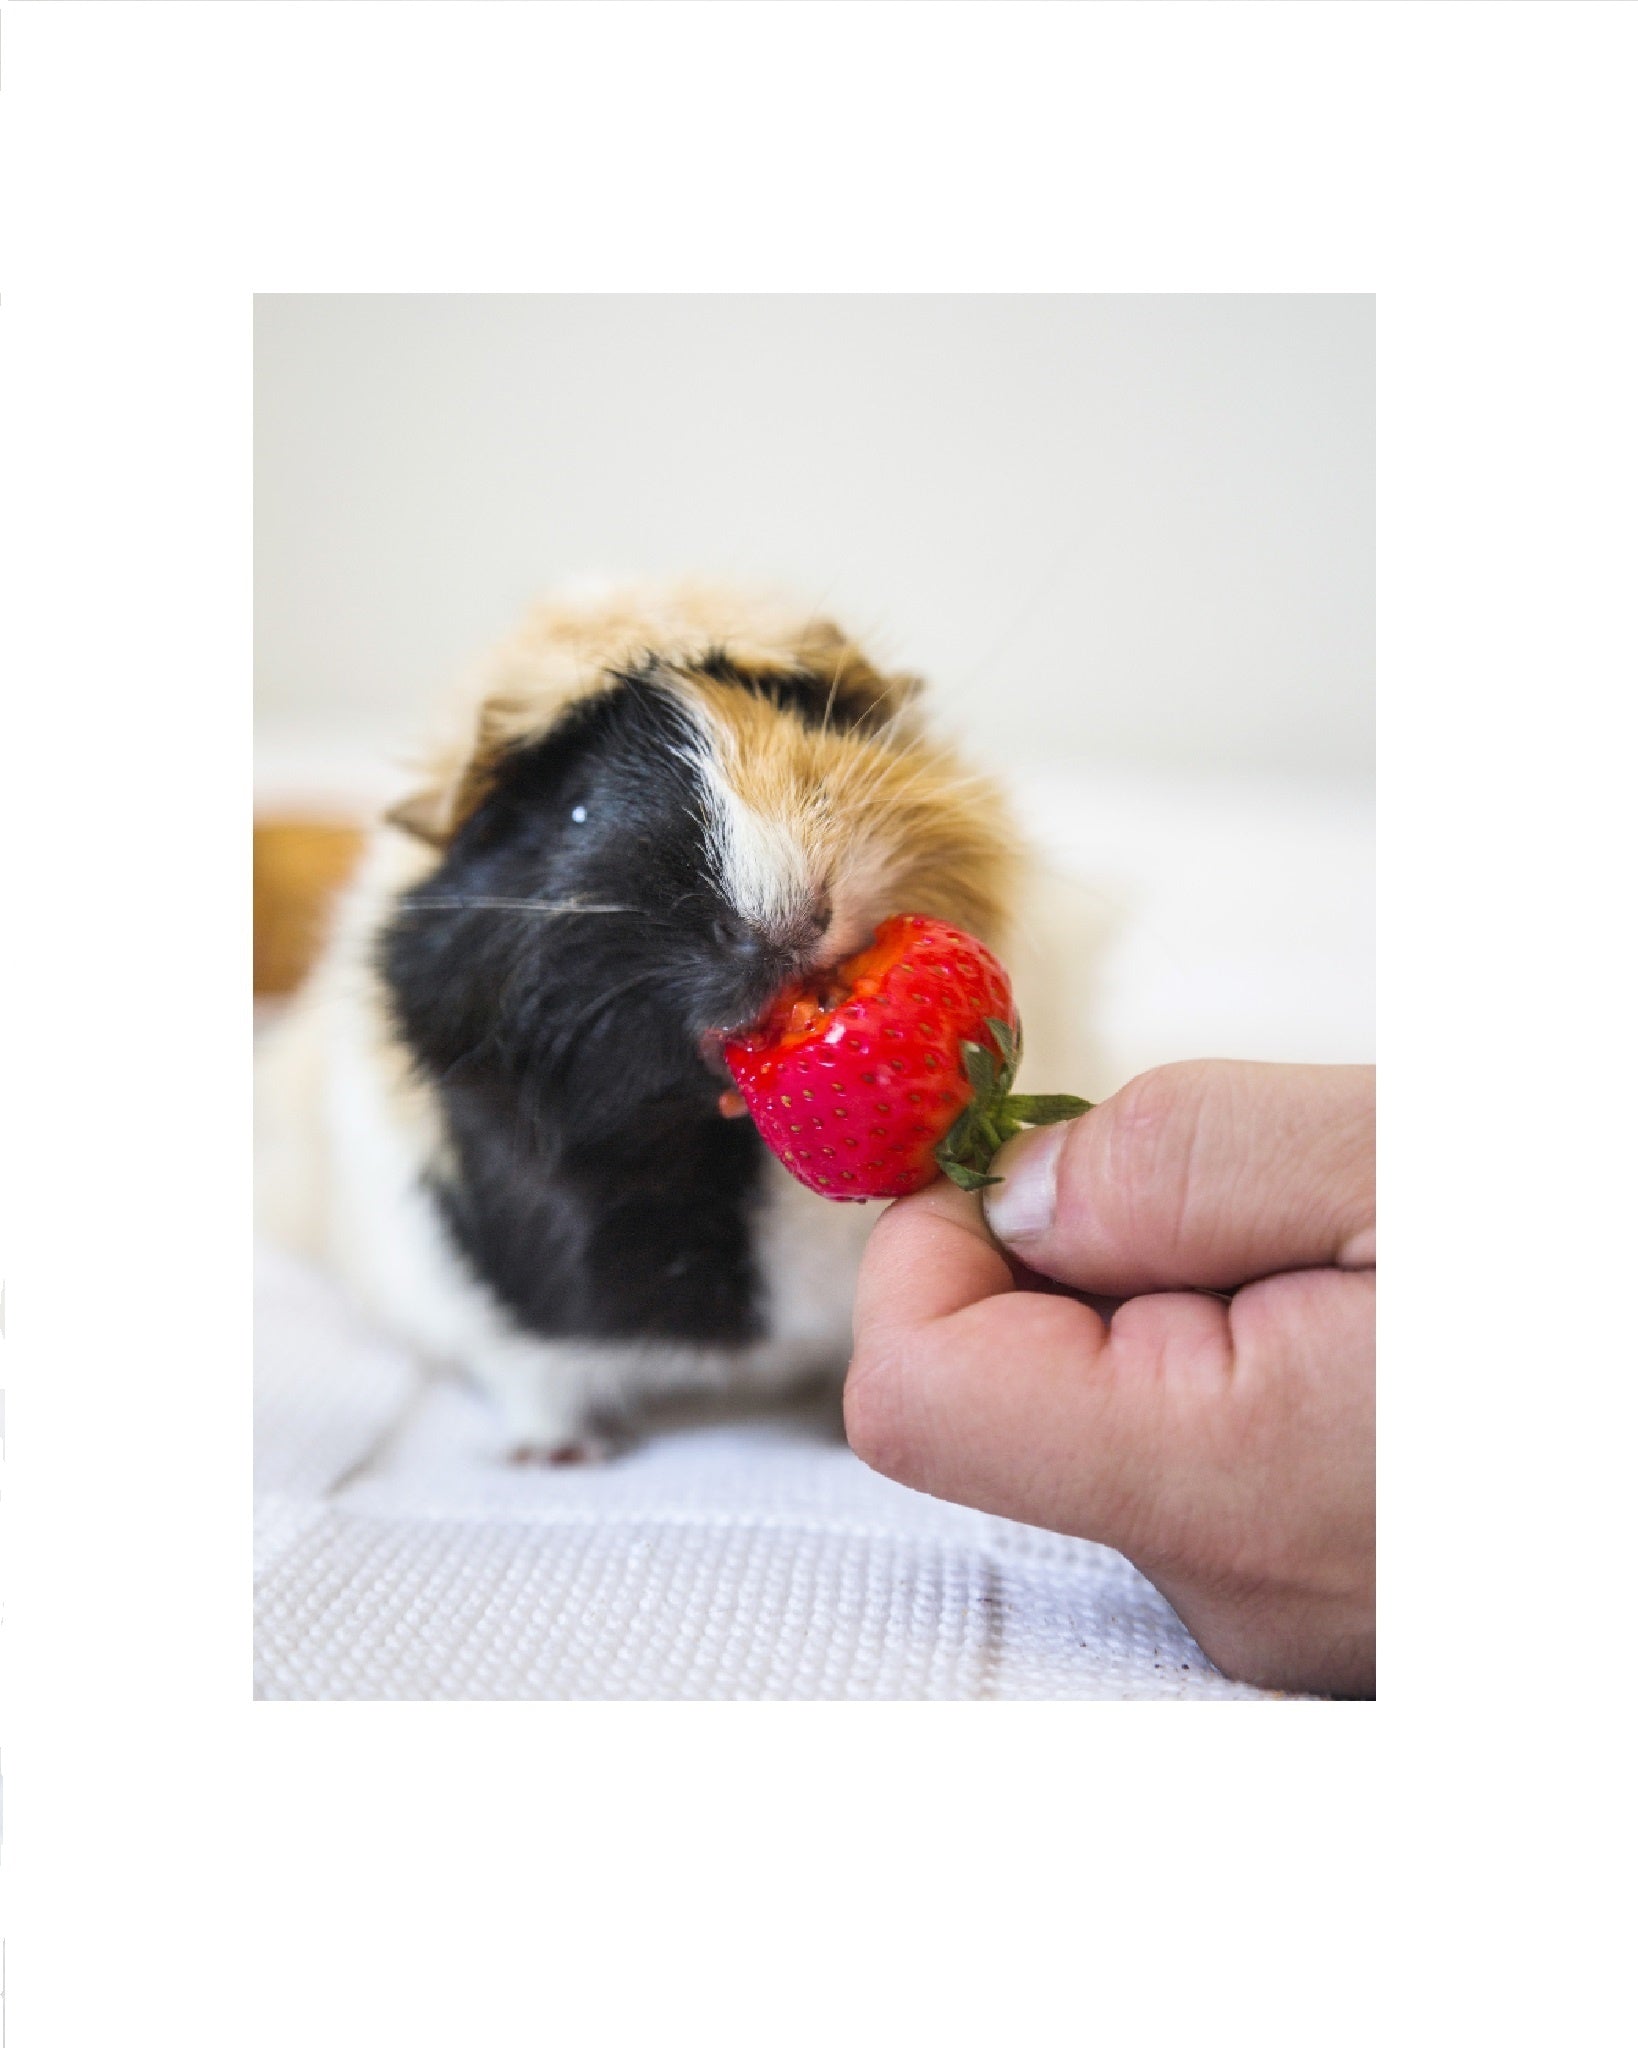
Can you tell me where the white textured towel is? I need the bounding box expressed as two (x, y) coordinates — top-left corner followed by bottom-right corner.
(254, 1242), (1271, 1700)
(253, 765), (1369, 1701)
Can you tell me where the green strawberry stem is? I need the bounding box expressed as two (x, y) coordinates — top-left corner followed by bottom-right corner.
(934, 1018), (1092, 1194)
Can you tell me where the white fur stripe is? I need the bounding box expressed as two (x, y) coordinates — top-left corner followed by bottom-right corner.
(712, 778), (813, 931)
(683, 717), (818, 936)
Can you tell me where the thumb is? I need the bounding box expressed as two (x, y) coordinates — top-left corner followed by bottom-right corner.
(983, 1060), (1375, 1297)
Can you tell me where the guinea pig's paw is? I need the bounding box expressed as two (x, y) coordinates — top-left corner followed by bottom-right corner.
(504, 1426), (629, 1468)
(470, 1341), (629, 1466)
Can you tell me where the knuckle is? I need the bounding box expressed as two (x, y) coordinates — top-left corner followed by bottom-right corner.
(1095, 1061), (1217, 1261)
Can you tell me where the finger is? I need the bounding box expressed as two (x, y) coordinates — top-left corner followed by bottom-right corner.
(847, 1183), (1229, 1546)
(982, 1060), (1374, 1297)
(850, 1174), (1017, 1336)
(854, 1176), (1115, 1323)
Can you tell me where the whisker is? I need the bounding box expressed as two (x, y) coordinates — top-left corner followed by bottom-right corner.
(401, 897), (644, 917)
(819, 642), (847, 735)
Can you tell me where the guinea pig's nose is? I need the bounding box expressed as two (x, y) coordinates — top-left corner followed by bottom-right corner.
(710, 914), (763, 963)
(710, 896), (833, 1000)
(778, 890), (832, 962)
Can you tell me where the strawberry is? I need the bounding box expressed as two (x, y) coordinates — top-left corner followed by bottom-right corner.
(722, 913), (1090, 1202)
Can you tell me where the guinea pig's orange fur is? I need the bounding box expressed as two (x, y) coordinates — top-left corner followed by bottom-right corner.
(388, 581), (1018, 961)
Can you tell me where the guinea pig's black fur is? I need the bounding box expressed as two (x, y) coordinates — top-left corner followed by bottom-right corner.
(379, 669), (820, 1346)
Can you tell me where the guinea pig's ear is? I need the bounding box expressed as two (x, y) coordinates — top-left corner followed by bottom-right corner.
(792, 621), (926, 731)
(384, 704), (515, 847)
(384, 784), (453, 847)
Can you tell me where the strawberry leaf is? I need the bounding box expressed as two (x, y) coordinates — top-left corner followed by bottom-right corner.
(940, 1158), (1004, 1192)
(960, 1040), (1000, 1097)
(938, 1103), (976, 1160)
(986, 1017), (1020, 1087)
(1003, 1093), (1093, 1126)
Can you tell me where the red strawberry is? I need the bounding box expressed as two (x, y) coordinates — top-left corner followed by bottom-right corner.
(722, 913), (1090, 1202)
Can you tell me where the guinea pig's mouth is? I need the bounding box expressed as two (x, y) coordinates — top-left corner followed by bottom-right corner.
(696, 1026), (734, 1080)
(696, 1000), (781, 1078)
(695, 966), (851, 1078)
(693, 892), (854, 1078)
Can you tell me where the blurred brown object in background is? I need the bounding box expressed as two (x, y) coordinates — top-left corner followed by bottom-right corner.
(254, 817), (365, 995)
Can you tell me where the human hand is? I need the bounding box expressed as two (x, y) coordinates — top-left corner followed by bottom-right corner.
(843, 1060), (1375, 1697)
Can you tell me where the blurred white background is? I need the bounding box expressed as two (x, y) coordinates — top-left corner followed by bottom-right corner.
(255, 294), (1373, 1073)
(255, 294), (1371, 781)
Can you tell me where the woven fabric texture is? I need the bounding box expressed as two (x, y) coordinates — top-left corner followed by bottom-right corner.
(254, 1243), (1270, 1700)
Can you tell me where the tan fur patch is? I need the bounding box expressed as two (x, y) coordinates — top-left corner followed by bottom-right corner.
(390, 581), (925, 842)
(383, 576), (1017, 952)
(675, 677), (1016, 955)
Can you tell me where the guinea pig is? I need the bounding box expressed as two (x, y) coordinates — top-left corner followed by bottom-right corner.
(255, 581), (1019, 1460)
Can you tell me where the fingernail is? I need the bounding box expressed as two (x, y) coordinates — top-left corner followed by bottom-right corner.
(983, 1122), (1067, 1243)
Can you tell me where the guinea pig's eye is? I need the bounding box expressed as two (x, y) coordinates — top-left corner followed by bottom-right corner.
(569, 804), (589, 825)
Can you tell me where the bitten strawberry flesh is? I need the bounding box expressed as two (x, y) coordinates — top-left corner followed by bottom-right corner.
(722, 913), (1091, 1202)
